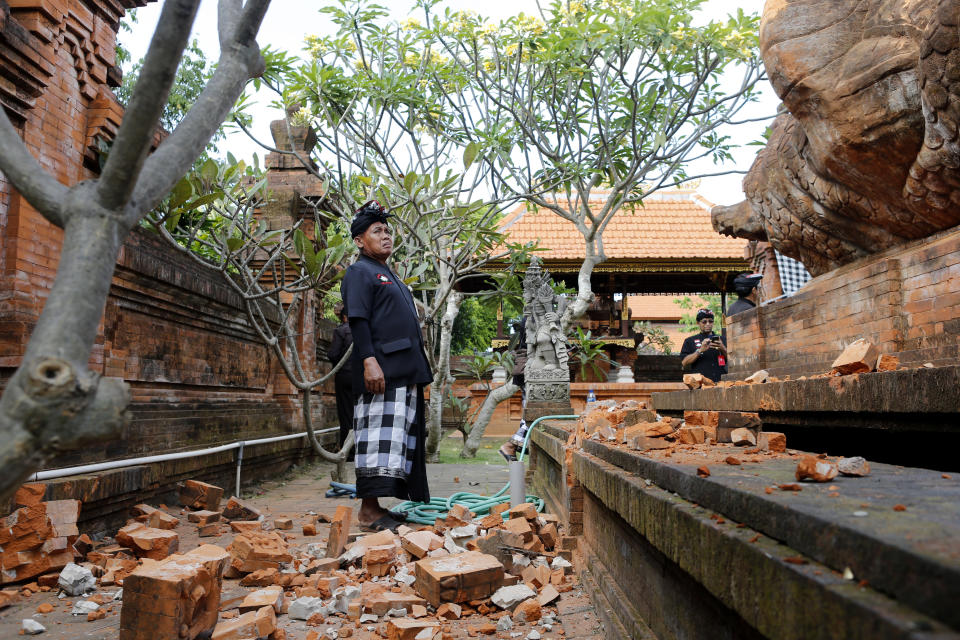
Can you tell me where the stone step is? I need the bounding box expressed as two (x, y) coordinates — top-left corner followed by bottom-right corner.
(575, 435), (960, 634)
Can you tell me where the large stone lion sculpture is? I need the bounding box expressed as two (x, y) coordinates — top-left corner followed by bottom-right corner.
(713, 0), (960, 276)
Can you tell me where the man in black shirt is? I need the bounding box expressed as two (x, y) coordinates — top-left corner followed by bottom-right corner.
(341, 200), (433, 532)
(726, 273), (763, 317)
(679, 309), (727, 383)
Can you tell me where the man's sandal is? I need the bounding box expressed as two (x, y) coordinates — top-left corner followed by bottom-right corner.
(498, 445), (517, 462)
(360, 514), (404, 533)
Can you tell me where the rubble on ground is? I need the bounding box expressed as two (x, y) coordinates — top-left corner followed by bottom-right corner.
(0, 476), (577, 640)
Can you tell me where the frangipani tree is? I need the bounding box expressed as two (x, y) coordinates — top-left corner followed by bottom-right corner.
(150, 155), (360, 481)
(243, 1), (538, 460)
(420, 0), (767, 329)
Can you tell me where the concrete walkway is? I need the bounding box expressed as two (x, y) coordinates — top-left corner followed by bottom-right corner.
(0, 459), (605, 639)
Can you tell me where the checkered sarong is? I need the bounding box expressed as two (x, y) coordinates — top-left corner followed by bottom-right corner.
(354, 385), (420, 480)
(775, 251), (811, 296)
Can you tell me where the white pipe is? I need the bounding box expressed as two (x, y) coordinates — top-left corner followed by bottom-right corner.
(31, 428), (339, 482)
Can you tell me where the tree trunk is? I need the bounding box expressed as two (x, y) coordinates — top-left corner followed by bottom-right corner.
(0, 210), (131, 504)
(301, 388), (353, 482)
(425, 291), (461, 462)
(460, 381), (518, 458)
(561, 248), (599, 333)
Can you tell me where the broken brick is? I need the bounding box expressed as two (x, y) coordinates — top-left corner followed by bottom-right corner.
(115, 523), (179, 561)
(14, 484), (46, 508)
(0, 500), (79, 584)
(229, 521), (262, 533)
(502, 517), (533, 541)
(437, 602), (462, 619)
(385, 618), (440, 640)
(221, 496), (261, 522)
(325, 506), (352, 558)
(211, 605), (276, 640)
(239, 585), (283, 613)
(147, 510), (179, 530)
(364, 544), (397, 577)
(119, 544), (230, 640)
(731, 428), (757, 447)
(180, 480), (225, 512)
(187, 510), (222, 526)
(226, 531), (292, 574)
(677, 426), (705, 445)
(538, 584), (560, 606)
(795, 456), (839, 483)
(758, 432), (786, 453)
(876, 354), (900, 372)
(274, 518), (293, 530)
(414, 551), (504, 607)
(538, 523), (558, 550)
(832, 339), (879, 375)
(360, 582), (427, 616)
(513, 597), (542, 623)
(239, 568), (279, 587)
(302, 522), (317, 536)
(507, 503), (537, 520)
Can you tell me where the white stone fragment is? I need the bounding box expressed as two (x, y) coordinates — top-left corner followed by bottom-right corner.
(70, 600), (100, 616)
(497, 615), (514, 631)
(550, 556), (572, 570)
(386, 608), (407, 617)
(360, 614), (379, 623)
(22, 619), (46, 634)
(511, 553), (530, 568)
(526, 631), (541, 640)
(449, 524), (478, 539)
(334, 585), (361, 614)
(58, 563), (96, 596)
(491, 584), (537, 610)
(288, 597), (331, 620)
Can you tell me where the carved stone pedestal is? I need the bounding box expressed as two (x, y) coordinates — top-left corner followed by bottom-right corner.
(523, 369), (573, 422)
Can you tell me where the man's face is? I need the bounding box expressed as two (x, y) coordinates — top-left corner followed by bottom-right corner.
(698, 317), (714, 334)
(354, 221), (393, 261)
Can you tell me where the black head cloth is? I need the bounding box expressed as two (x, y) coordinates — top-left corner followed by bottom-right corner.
(350, 200), (391, 238)
(733, 273), (763, 292)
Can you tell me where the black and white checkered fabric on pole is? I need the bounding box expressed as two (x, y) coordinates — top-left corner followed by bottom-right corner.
(775, 251), (811, 296)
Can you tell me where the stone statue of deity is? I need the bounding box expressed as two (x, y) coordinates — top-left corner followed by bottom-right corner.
(523, 257), (568, 375)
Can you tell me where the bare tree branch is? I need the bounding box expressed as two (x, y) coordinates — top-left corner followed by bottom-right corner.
(0, 109), (69, 227)
(97, 0), (200, 211)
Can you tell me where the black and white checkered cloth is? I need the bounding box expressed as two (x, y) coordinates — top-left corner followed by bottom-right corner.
(354, 385), (419, 479)
(775, 251), (811, 296)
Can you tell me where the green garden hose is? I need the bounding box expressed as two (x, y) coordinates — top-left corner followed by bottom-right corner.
(391, 414), (579, 525)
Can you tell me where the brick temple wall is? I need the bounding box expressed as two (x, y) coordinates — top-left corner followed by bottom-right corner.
(726, 225), (960, 379)
(0, 0), (337, 479)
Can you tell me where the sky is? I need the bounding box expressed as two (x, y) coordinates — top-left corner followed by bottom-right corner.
(122, 0), (775, 206)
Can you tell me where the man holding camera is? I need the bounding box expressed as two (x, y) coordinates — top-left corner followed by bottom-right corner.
(679, 308), (727, 383)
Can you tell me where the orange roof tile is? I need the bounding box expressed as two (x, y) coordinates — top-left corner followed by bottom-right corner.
(627, 294), (708, 320)
(498, 188), (747, 260)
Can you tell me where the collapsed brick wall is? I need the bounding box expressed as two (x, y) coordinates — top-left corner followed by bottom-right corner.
(727, 226), (960, 379)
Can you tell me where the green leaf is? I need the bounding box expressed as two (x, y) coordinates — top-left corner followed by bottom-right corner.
(226, 236), (244, 252)
(168, 178), (193, 210)
(463, 141), (479, 170)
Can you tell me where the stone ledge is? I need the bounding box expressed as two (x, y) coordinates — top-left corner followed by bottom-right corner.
(572, 448), (958, 639)
(578, 438), (960, 632)
(651, 366), (960, 429)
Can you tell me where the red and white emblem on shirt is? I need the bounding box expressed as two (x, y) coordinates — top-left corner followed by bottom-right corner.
(376, 273), (392, 284)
